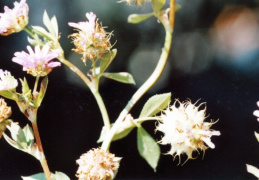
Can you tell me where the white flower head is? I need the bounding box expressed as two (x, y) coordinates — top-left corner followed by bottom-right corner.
(0, 69), (18, 91)
(156, 99), (220, 164)
(0, 0), (29, 36)
(76, 148), (121, 180)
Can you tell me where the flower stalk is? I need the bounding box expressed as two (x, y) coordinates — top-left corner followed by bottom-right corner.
(31, 121), (51, 180)
(101, 0), (176, 151)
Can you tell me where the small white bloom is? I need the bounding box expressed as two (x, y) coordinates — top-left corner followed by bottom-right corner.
(0, 69), (18, 91)
(156, 99), (220, 164)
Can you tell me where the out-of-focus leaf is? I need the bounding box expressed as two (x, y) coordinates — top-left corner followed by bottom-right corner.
(128, 13), (154, 24)
(151, 0), (165, 13)
(103, 72), (135, 84)
(247, 164), (259, 178)
(255, 131), (259, 142)
(139, 93), (171, 118)
(22, 173), (46, 180)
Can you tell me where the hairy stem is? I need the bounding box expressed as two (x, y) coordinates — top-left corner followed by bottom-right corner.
(101, 0), (176, 151)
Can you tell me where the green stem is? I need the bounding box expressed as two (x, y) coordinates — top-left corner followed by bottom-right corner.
(92, 90), (110, 129)
(33, 76), (40, 94)
(101, 0), (176, 151)
(58, 53), (110, 129)
(32, 122), (51, 180)
(135, 117), (162, 124)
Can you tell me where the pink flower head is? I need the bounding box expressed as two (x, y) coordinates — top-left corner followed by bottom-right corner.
(253, 101), (259, 121)
(12, 45), (61, 77)
(68, 12), (112, 62)
(0, 0), (29, 36)
(0, 70), (18, 91)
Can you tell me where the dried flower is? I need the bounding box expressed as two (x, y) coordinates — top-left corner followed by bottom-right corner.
(76, 148), (121, 180)
(0, 69), (18, 91)
(68, 12), (112, 62)
(0, 0), (29, 36)
(12, 45), (61, 77)
(0, 98), (12, 138)
(253, 101), (259, 121)
(156, 99), (220, 164)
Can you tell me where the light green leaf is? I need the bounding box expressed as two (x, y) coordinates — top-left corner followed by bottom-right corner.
(247, 164), (259, 178)
(51, 16), (59, 38)
(52, 171), (70, 180)
(43, 10), (56, 38)
(255, 131), (259, 142)
(34, 76), (48, 108)
(128, 13), (154, 24)
(97, 120), (136, 143)
(32, 26), (54, 41)
(137, 126), (160, 171)
(139, 93), (171, 118)
(98, 49), (117, 75)
(0, 91), (17, 100)
(20, 78), (30, 95)
(23, 125), (34, 145)
(151, 0), (165, 14)
(22, 173), (46, 180)
(103, 72), (135, 84)
(3, 133), (19, 149)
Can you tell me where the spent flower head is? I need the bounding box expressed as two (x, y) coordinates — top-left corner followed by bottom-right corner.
(0, 69), (18, 91)
(0, 98), (12, 138)
(76, 148), (121, 180)
(156, 99), (220, 164)
(0, 0), (29, 36)
(68, 12), (112, 62)
(12, 45), (61, 77)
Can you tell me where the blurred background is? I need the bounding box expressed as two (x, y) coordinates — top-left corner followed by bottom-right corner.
(0, 0), (259, 179)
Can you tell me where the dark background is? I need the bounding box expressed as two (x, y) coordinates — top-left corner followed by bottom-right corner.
(0, 0), (259, 179)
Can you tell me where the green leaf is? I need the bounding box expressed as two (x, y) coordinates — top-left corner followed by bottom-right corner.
(151, 0), (165, 14)
(255, 131), (259, 142)
(3, 133), (19, 149)
(139, 93), (171, 118)
(137, 126), (160, 171)
(34, 76), (48, 108)
(98, 49), (117, 75)
(103, 72), (135, 84)
(128, 13), (154, 24)
(22, 173), (46, 180)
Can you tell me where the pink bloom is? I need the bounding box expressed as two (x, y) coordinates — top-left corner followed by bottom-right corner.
(253, 101), (259, 121)
(12, 45), (61, 77)
(68, 12), (112, 62)
(0, 70), (18, 91)
(0, 0), (29, 36)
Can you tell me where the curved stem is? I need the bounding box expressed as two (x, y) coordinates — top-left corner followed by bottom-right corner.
(58, 54), (110, 129)
(101, 0), (176, 151)
(32, 122), (51, 180)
